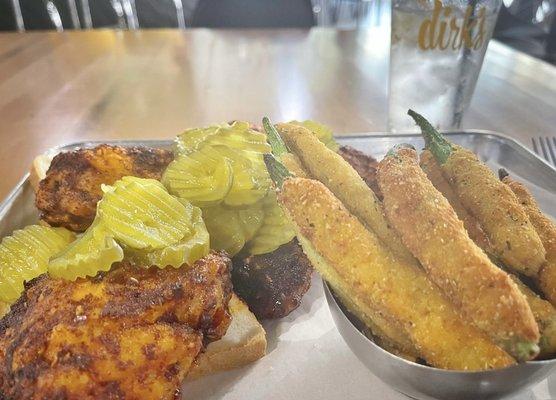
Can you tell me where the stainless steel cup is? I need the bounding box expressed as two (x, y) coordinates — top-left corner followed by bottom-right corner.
(324, 281), (556, 400)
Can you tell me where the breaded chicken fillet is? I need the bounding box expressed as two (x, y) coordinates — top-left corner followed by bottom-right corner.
(0, 252), (232, 400)
(36, 145), (173, 232)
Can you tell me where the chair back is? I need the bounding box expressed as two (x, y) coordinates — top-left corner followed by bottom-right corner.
(192, 0), (315, 28)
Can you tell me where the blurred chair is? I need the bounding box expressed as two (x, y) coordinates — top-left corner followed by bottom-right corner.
(121, 0), (139, 29)
(173, 0), (186, 28)
(494, 0), (556, 64)
(135, 0), (188, 28)
(191, 0), (315, 28)
(67, 0), (80, 28)
(5, 0), (191, 31)
(79, 0), (93, 28)
(9, 0), (84, 30)
(10, 0), (25, 31)
(44, 0), (64, 31)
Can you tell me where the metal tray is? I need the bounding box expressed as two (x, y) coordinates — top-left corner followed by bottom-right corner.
(0, 131), (555, 400)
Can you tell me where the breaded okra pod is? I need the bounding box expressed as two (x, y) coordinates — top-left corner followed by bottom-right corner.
(297, 234), (419, 361)
(420, 156), (556, 357)
(500, 170), (556, 306)
(409, 110), (546, 277)
(263, 119), (418, 359)
(265, 155), (515, 370)
(377, 145), (539, 361)
(274, 123), (414, 263)
(422, 155), (556, 357)
(508, 275), (556, 358)
(420, 150), (492, 252)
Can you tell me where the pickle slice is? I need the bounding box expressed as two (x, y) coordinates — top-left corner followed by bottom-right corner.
(125, 202), (210, 268)
(172, 122), (272, 207)
(162, 153), (233, 207)
(49, 222), (123, 281)
(202, 205), (246, 256)
(176, 121), (270, 155)
(175, 126), (219, 155)
(247, 192), (296, 255)
(205, 122), (271, 154)
(216, 146), (270, 207)
(202, 201), (265, 257)
(98, 177), (192, 250)
(238, 204), (265, 242)
(0, 225), (75, 303)
(289, 120), (339, 151)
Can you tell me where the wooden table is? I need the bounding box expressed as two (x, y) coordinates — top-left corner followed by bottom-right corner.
(0, 28), (555, 201)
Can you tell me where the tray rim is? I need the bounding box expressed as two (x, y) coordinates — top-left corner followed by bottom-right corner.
(1, 129), (555, 212)
(40, 129), (556, 172)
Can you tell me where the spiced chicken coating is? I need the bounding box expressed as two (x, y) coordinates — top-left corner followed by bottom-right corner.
(36, 145), (173, 232)
(0, 252), (232, 400)
(232, 239), (313, 320)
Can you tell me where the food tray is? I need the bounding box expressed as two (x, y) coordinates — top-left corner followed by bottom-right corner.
(1, 131), (555, 400)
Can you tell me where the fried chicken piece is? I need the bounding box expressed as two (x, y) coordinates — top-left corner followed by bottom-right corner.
(0, 252), (232, 400)
(36, 145), (173, 232)
(232, 239), (313, 319)
(338, 145), (381, 199)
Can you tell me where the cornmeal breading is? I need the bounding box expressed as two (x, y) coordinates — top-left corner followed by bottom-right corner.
(501, 173), (556, 307)
(420, 149), (491, 252)
(377, 146), (539, 361)
(443, 147), (546, 276)
(278, 176), (514, 370)
(276, 123), (413, 263)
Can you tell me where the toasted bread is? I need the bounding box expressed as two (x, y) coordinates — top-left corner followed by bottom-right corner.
(30, 152), (56, 194)
(30, 150), (267, 378)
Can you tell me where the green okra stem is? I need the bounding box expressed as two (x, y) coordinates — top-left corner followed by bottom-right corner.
(264, 153), (292, 188)
(262, 117), (289, 156)
(407, 109), (453, 165)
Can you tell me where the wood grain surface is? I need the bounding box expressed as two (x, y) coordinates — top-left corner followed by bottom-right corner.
(0, 28), (555, 200)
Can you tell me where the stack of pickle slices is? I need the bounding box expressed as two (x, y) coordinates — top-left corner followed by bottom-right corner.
(163, 121), (298, 257)
(49, 177), (211, 281)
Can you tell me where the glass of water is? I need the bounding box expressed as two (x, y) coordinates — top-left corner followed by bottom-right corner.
(388, 0), (503, 132)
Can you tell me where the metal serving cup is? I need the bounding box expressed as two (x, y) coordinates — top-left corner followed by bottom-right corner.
(323, 281), (556, 400)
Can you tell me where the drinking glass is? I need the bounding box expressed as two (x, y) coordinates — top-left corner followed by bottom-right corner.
(388, 0), (503, 132)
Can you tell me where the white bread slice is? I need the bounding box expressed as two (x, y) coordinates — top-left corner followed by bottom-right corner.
(30, 151), (267, 377)
(29, 152), (56, 193)
(187, 294), (267, 380)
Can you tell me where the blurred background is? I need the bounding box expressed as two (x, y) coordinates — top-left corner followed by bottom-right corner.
(0, 0), (555, 63)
